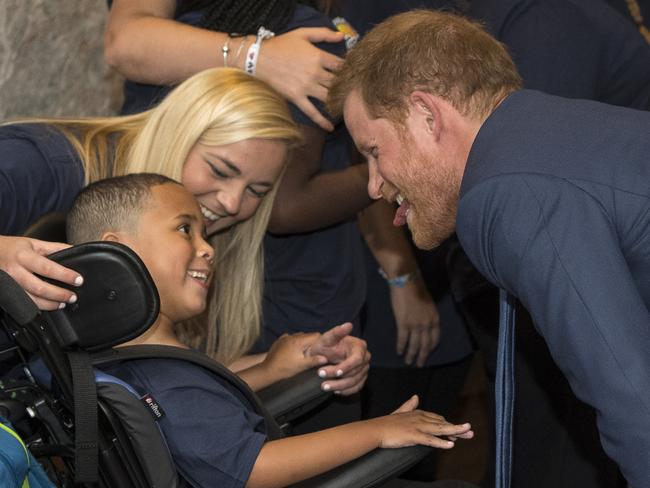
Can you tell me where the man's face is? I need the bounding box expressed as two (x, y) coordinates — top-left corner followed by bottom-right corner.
(344, 91), (460, 249)
(118, 184), (214, 324)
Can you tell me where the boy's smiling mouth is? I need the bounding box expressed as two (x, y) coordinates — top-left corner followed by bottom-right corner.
(187, 269), (211, 288)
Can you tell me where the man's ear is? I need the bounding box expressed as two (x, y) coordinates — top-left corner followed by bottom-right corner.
(408, 90), (443, 140)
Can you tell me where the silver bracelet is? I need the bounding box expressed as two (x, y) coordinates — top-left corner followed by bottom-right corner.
(378, 268), (421, 287)
(221, 37), (231, 67)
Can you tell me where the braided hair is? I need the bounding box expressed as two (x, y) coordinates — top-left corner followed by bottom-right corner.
(177, 0), (333, 35)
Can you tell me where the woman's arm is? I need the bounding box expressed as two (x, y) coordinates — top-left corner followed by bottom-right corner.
(104, 0), (344, 130)
(358, 201), (441, 367)
(267, 125), (371, 234)
(247, 395), (473, 488)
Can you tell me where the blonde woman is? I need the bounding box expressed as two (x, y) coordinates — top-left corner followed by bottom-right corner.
(0, 67), (368, 393)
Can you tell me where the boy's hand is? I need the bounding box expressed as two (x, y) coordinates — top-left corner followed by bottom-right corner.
(307, 322), (370, 395)
(0, 235), (80, 310)
(372, 395), (474, 449)
(263, 332), (328, 381)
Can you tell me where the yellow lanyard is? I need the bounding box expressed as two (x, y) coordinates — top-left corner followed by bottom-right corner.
(0, 422), (30, 488)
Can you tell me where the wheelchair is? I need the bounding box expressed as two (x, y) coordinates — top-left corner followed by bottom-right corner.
(1, 223), (474, 487)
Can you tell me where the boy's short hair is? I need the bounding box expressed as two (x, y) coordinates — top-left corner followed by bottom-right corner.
(66, 173), (181, 244)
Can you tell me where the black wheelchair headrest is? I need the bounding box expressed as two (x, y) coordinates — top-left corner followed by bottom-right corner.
(43, 242), (160, 352)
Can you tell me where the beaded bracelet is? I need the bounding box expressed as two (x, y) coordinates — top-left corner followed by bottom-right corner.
(378, 268), (421, 287)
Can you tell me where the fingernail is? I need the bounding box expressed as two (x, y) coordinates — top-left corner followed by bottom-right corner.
(74, 276), (83, 286)
(68, 294), (77, 304)
(318, 357), (328, 365)
(58, 303), (66, 310)
(318, 369), (327, 378)
(322, 383), (331, 391)
(334, 391), (341, 395)
(336, 369), (343, 377)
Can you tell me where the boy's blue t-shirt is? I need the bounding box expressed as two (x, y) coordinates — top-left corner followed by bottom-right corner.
(101, 358), (267, 488)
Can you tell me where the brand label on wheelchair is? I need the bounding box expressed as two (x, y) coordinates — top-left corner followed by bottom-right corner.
(140, 393), (166, 420)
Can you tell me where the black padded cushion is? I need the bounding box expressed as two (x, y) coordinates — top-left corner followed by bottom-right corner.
(42, 242), (159, 352)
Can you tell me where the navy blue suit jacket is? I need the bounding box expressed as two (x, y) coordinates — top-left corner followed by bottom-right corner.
(457, 89), (650, 487)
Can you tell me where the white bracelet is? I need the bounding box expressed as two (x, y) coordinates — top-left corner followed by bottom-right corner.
(245, 26), (275, 75)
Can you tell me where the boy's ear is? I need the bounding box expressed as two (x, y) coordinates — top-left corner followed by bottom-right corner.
(101, 231), (125, 243)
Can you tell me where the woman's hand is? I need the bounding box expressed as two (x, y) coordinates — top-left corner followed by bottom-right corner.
(370, 395), (474, 449)
(307, 322), (370, 395)
(0, 235), (81, 310)
(256, 27), (345, 131)
(390, 279), (441, 367)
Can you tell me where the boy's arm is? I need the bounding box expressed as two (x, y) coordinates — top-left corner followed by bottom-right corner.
(247, 396), (473, 488)
(234, 324), (370, 393)
(228, 353), (267, 373)
(235, 333), (327, 391)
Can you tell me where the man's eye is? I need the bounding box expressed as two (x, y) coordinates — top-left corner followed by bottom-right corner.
(370, 147), (379, 159)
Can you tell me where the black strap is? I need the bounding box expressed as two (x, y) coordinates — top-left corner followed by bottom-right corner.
(90, 345), (284, 440)
(68, 351), (98, 483)
(495, 289), (516, 488)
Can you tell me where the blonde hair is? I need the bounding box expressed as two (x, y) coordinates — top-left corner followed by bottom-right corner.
(328, 9), (522, 124)
(9, 68), (302, 364)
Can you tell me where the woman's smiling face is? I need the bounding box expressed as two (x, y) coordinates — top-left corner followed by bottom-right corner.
(181, 138), (287, 236)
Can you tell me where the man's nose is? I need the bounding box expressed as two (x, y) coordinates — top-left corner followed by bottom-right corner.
(367, 163), (385, 200)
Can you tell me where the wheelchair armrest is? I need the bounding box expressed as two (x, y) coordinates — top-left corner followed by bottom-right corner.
(291, 445), (433, 488)
(256, 367), (331, 426)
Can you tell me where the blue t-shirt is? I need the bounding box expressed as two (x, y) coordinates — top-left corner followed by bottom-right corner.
(102, 358), (267, 488)
(0, 124), (84, 235)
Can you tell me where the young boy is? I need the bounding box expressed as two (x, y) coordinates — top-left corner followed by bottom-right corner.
(65, 174), (474, 488)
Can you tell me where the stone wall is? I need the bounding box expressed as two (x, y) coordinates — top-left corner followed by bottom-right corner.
(0, 0), (123, 120)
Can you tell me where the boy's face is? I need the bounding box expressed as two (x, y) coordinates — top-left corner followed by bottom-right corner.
(114, 183), (214, 324)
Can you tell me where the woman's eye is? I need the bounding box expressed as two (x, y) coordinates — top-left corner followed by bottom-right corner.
(178, 224), (191, 234)
(247, 187), (268, 198)
(207, 161), (227, 178)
